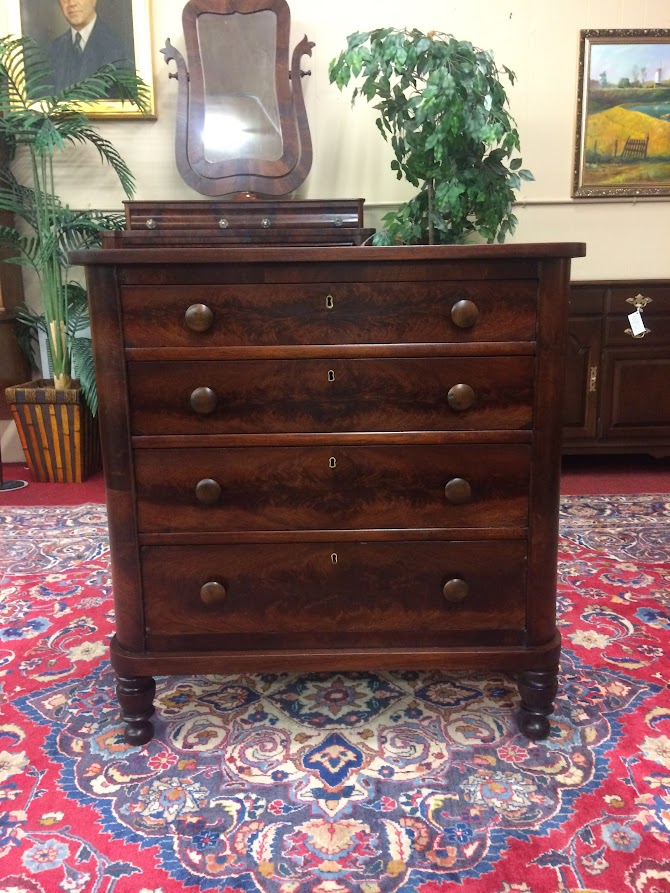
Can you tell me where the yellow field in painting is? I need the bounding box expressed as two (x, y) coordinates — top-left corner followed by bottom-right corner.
(583, 160), (670, 185)
(583, 106), (670, 185)
(585, 105), (670, 157)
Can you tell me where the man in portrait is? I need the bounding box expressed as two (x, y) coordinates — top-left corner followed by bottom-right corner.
(46, 0), (134, 92)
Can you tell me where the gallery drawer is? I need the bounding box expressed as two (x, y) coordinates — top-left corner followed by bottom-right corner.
(127, 356), (535, 435)
(141, 539), (528, 650)
(120, 280), (538, 347)
(134, 443), (530, 532)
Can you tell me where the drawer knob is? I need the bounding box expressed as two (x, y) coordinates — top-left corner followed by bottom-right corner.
(195, 478), (222, 505)
(200, 581), (227, 605)
(444, 477), (472, 504)
(185, 303), (214, 333)
(443, 578), (469, 603)
(451, 299), (479, 328)
(447, 383), (475, 411)
(190, 387), (218, 415)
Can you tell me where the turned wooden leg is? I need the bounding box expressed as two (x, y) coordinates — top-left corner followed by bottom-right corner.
(116, 675), (156, 745)
(517, 667), (558, 741)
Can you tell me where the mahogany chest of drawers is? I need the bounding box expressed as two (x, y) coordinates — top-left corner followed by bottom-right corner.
(74, 242), (585, 745)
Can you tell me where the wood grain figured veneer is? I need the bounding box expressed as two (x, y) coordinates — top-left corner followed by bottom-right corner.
(72, 240), (585, 745)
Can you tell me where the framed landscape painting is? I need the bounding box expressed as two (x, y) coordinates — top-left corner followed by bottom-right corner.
(6, 0), (155, 118)
(573, 29), (670, 197)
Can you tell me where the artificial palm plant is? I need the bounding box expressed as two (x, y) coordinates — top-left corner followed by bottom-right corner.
(0, 34), (150, 414)
(329, 28), (533, 246)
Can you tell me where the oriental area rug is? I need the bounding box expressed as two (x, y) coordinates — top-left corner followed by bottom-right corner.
(0, 496), (669, 893)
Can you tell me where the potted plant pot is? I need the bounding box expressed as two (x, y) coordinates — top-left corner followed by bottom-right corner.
(5, 378), (101, 483)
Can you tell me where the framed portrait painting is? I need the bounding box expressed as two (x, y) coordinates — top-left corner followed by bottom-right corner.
(573, 29), (670, 197)
(6, 0), (155, 118)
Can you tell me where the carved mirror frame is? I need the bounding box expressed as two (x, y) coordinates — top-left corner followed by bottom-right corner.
(162, 0), (314, 197)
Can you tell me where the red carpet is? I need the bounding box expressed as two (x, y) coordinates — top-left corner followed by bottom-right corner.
(0, 495), (668, 892)
(1, 463), (105, 505)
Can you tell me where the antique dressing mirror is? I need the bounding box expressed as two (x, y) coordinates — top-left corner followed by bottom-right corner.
(162, 0), (314, 197)
(114, 0), (373, 245)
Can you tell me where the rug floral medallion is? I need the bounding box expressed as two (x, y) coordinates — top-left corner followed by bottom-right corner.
(0, 498), (669, 893)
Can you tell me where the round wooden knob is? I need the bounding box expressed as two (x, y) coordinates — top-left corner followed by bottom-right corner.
(444, 477), (472, 504)
(447, 383), (475, 411)
(451, 299), (479, 329)
(190, 387), (217, 415)
(195, 478), (221, 505)
(442, 578), (469, 603)
(200, 581), (227, 605)
(184, 303), (214, 333)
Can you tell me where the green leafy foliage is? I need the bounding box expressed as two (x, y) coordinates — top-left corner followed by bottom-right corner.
(0, 34), (149, 411)
(329, 28), (533, 245)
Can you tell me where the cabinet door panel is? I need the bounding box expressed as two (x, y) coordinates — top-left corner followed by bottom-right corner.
(562, 316), (601, 442)
(600, 349), (670, 440)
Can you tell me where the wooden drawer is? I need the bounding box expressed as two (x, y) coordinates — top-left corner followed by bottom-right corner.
(141, 540), (528, 651)
(134, 443), (530, 533)
(604, 315), (670, 346)
(120, 280), (537, 347)
(607, 284), (670, 317)
(127, 356), (534, 435)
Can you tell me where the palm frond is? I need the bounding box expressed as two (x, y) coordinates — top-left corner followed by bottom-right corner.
(70, 337), (97, 416)
(64, 282), (89, 337)
(0, 225), (41, 269)
(63, 125), (137, 196)
(0, 33), (148, 412)
(0, 168), (38, 227)
(0, 35), (56, 110)
(58, 64), (152, 113)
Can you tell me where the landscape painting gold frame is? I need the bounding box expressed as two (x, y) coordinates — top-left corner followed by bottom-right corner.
(573, 28), (670, 198)
(6, 0), (155, 119)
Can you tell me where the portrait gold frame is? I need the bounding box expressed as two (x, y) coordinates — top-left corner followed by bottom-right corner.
(5, 0), (155, 118)
(573, 28), (670, 198)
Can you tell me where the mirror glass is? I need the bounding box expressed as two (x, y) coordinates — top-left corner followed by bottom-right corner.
(197, 11), (283, 163)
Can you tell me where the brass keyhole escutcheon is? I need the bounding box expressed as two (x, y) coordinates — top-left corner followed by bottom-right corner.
(331, 553), (338, 564)
(444, 478), (472, 505)
(451, 299), (479, 329)
(184, 303), (214, 333)
(328, 370), (335, 382)
(326, 294), (334, 309)
(329, 457), (337, 468)
(190, 386), (218, 415)
(447, 383), (475, 412)
(200, 581), (227, 605)
(195, 478), (221, 505)
(442, 578), (469, 603)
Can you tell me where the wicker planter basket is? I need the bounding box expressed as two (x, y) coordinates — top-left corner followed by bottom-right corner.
(5, 379), (101, 483)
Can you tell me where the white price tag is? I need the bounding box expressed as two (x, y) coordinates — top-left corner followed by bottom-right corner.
(627, 310), (645, 336)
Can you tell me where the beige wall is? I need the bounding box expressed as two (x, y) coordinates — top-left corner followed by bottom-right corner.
(2, 0), (670, 461)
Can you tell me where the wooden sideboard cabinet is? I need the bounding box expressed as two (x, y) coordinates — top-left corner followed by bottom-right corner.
(563, 280), (670, 456)
(72, 241), (585, 745)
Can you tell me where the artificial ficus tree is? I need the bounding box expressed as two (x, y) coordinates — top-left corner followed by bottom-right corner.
(329, 28), (533, 245)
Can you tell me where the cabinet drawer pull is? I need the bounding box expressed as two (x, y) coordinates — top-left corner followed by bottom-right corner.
(195, 478), (222, 505)
(200, 581), (227, 605)
(190, 386), (218, 415)
(444, 477), (472, 504)
(442, 578), (469, 603)
(451, 299), (479, 329)
(447, 383), (475, 411)
(184, 303), (214, 333)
